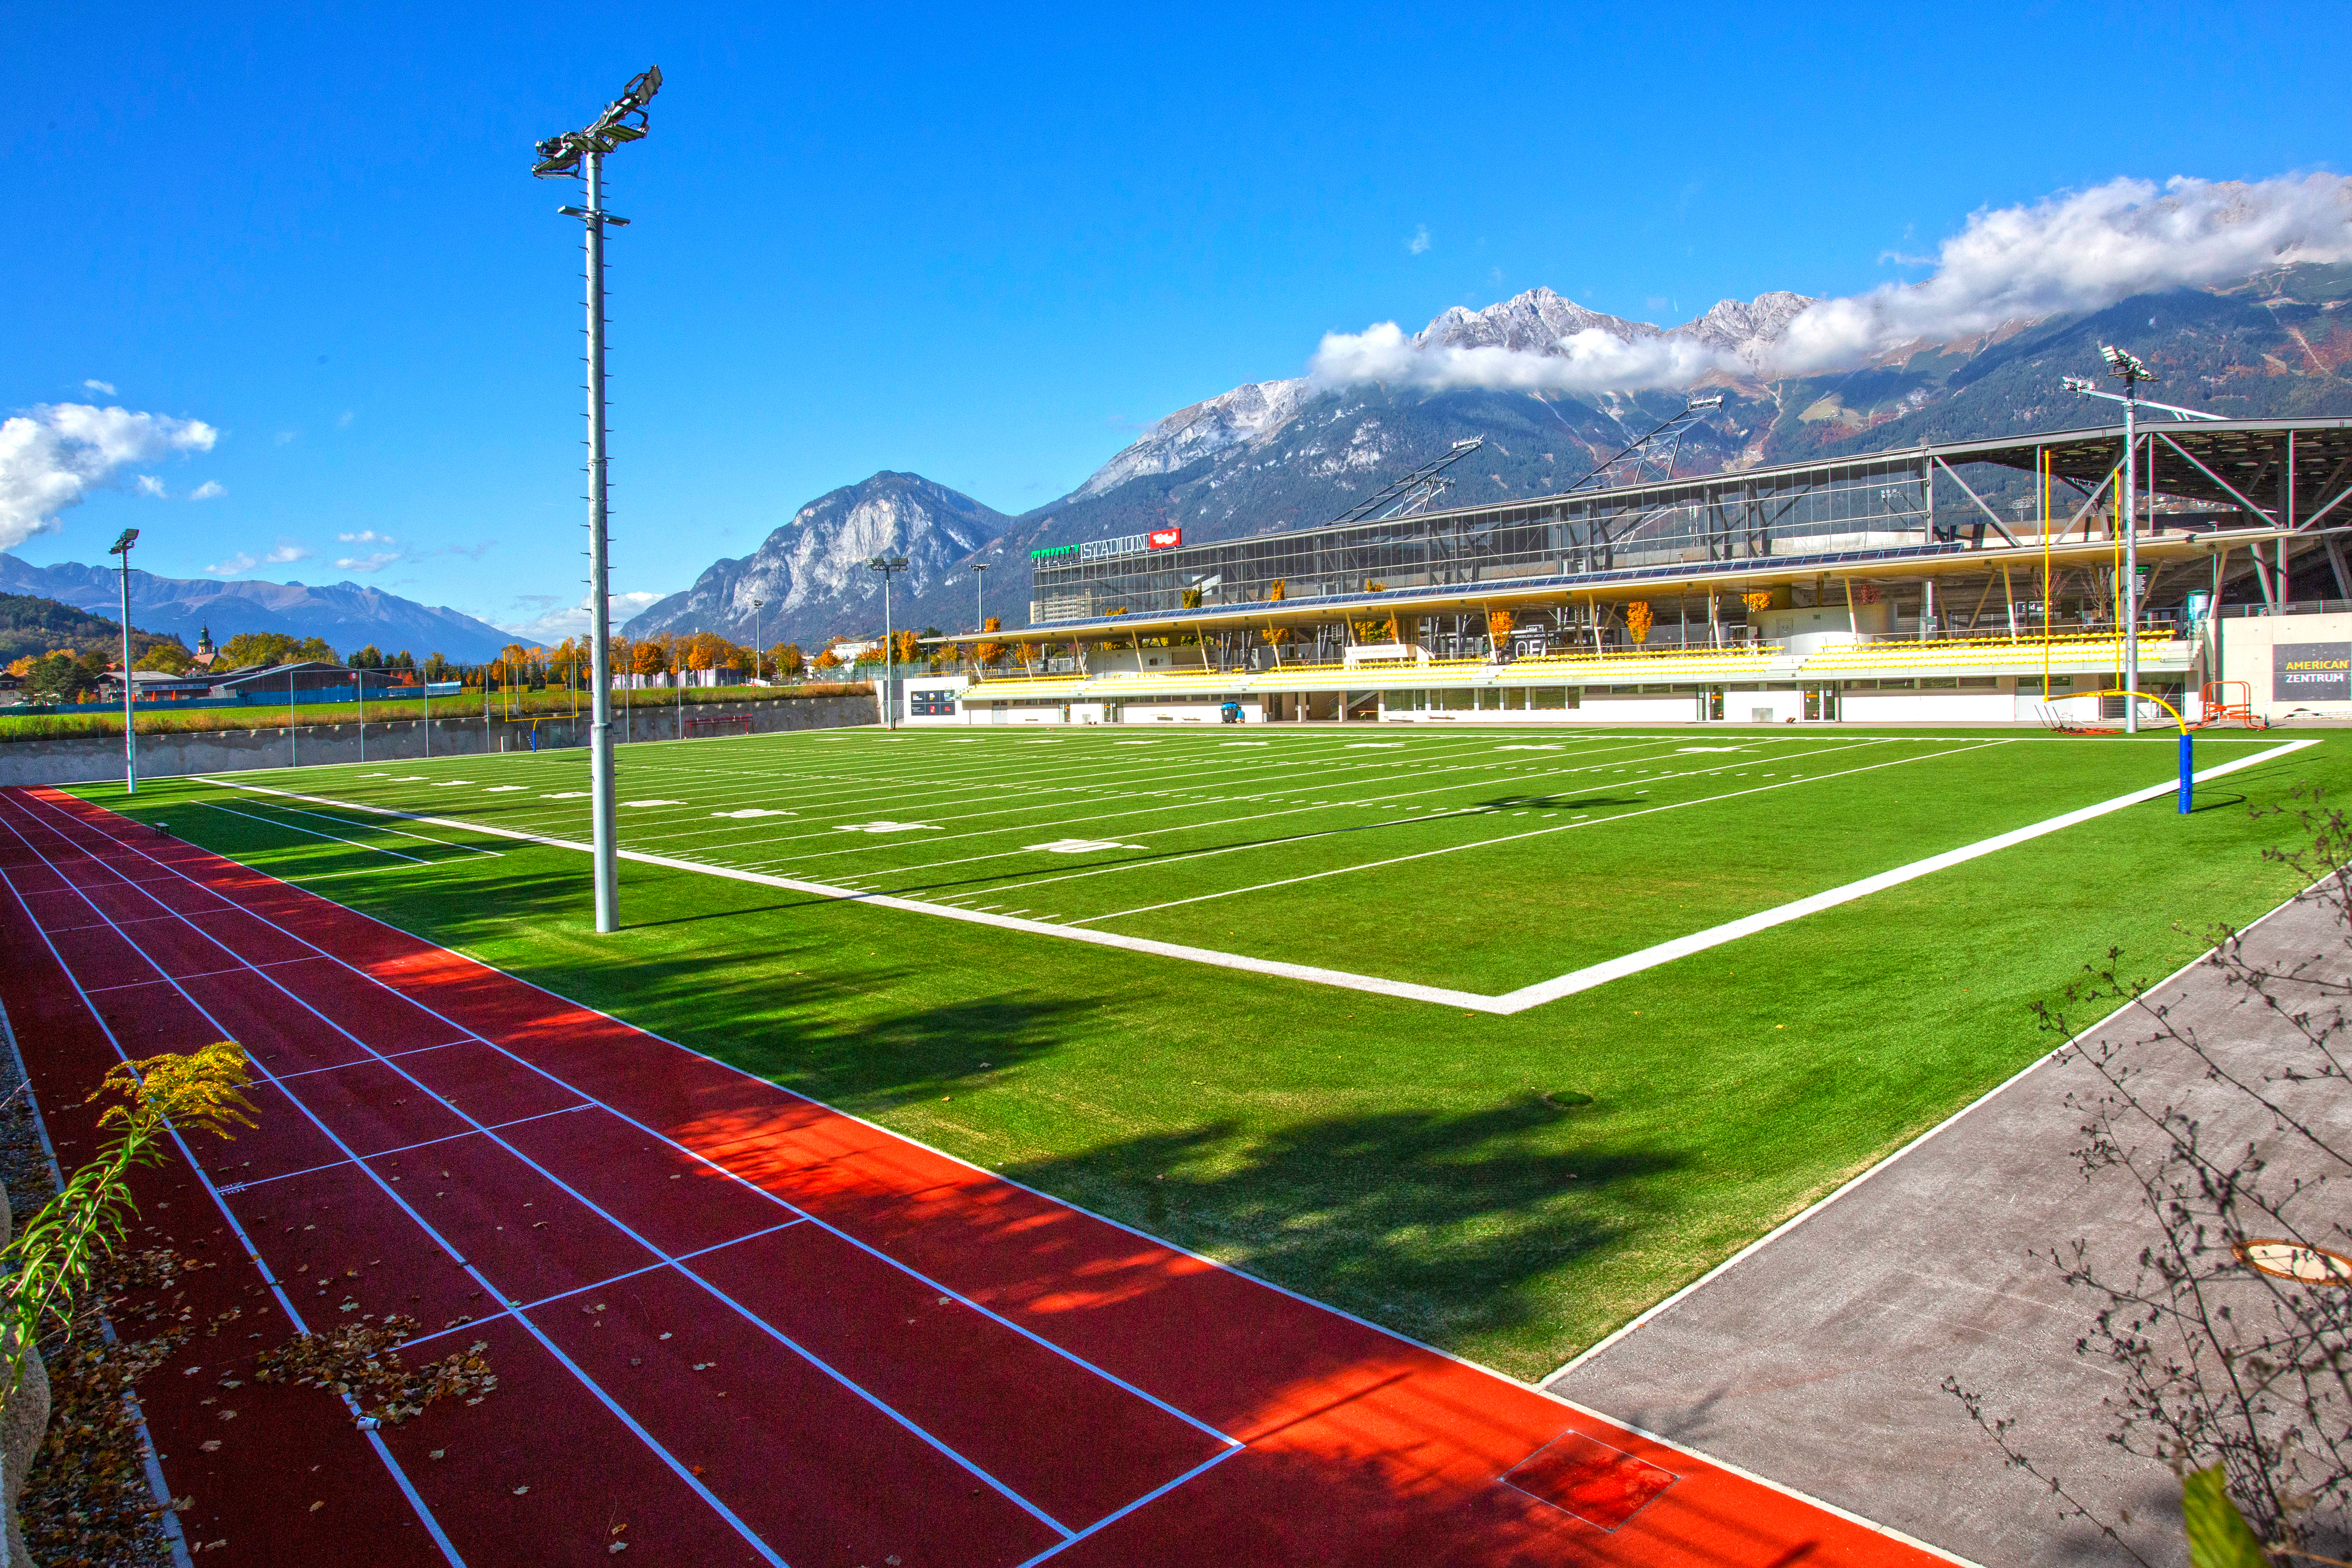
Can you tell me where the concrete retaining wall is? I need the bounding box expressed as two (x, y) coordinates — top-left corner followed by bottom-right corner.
(0, 694), (881, 788)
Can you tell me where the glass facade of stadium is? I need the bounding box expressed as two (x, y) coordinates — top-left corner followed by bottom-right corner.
(1031, 455), (1932, 625)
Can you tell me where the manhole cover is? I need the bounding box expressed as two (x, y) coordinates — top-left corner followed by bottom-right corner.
(1502, 1429), (1676, 1530)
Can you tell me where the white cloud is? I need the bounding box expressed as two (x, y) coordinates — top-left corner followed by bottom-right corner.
(0, 402), (218, 550)
(1309, 318), (1735, 396)
(334, 552), (401, 572)
(1406, 224), (1432, 256)
(1310, 171), (2352, 393)
(496, 588), (668, 644)
(135, 475), (167, 499)
(1772, 173), (2352, 374)
(337, 529), (394, 544)
(203, 539), (307, 577)
(188, 479), (226, 501)
(83, 380), (116, 396)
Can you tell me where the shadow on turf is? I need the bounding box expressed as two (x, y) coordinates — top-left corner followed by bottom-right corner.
(998, 1094), (1689, 1348)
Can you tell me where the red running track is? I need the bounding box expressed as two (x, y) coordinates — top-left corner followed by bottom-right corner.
(0, 785), (1946, 1567)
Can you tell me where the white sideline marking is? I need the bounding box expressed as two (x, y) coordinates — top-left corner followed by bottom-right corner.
(624, 799), (688, 807)
(835, 820), (940, 834)
(189, 736), (2315, 1016)
(1028, 839), (1143, 854)
(713, 809), (795, 819)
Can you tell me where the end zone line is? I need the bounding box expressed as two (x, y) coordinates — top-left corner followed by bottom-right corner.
(187, 737), (2316, 1016)
(1492, 736), (2318, 1010)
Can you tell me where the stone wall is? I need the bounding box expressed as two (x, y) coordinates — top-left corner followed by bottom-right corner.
(0, 693), (881, 788)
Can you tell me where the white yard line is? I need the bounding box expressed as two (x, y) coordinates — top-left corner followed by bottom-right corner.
(187, 735), (2315, 1014)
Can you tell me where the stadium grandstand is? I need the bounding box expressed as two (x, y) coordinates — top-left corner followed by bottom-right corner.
(919, 412), (2352, 728)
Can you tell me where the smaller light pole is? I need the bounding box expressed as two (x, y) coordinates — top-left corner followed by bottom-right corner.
(869, 555), (909, 729)
(107, 529), (139, 794)
(970, 563), (988, 673)
(2063, 350), (2218, 737)
(751, 597), (765, 684)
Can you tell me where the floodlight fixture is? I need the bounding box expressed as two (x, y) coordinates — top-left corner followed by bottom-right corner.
(2100, 343), (2157, 384)
(1686, 394), (1726, 411)
(532, 66), (663, 179)
(109, 528), (139, 555)
(2061, 375), (2098, 395)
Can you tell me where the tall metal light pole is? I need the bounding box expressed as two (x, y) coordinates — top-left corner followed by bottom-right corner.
(108, 529), (138, 795)
(535, 65), (661, 935)
(2064, 347), (2198, 737)
(751, 597), (764, 684)
(969, 563), (988, 672)
(869, 555), (908, 729)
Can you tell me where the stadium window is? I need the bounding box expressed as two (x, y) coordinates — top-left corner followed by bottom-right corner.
(1844, 679), (1875, 690)
(1878, 678), (1916, 689)
(1437, 688), (1475, 710)
(1958, 677), (1998, 689)
(1920, 677), (1958, 689)
(1530, 687), (1570, 710)
(2044, 675), (2075, 690)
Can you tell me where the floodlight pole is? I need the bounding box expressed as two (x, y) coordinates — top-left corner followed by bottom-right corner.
(579, 149), (622, 928)
(751, 597), (764, 683)
(108, 530), (138, 795)
(869, 555), (908, 729)
(537, 66), (657, 933)
(2120, 382), (2139, 734)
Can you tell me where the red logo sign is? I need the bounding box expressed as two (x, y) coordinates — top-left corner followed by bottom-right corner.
(1147, 527), (1183, 550)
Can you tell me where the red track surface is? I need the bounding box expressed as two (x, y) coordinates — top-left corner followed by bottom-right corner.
(0, 785), (1943, 1567)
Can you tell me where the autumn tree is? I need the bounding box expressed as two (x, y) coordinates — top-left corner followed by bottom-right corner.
(973, 617), (1004, 668)
(771, 642), (804, 678)
(133, 642), (194, 675)
(812, 646), (842, 672)
(1486, 609), (1514, 654)
(1624, 602), (1654, 644)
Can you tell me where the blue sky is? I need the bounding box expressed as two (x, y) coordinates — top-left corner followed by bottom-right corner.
(3, 2), (2342, 639)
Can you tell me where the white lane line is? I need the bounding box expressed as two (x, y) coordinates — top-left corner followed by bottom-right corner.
(185, 737), (2314, 1014)
(198, 800), (427, 863)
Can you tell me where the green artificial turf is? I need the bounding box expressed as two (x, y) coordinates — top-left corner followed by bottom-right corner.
(64, 724), (2350, 1382)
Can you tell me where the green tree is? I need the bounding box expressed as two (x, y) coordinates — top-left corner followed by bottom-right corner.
(350, 644), (385, 668)
(771, 642), (804, 678)
(21, 652), (83, 704)
(215, 631), (336, 669)
(133, 642), (194, 675)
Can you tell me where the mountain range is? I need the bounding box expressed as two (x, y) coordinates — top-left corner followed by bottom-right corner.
(643, 263), (2352, 646)
(0, 556), (514, 662)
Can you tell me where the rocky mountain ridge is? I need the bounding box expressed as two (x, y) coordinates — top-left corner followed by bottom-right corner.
(0, 555), (514, 661)
(623, 472), (1012, 649)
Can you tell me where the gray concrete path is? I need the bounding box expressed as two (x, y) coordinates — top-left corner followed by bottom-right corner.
(1548, 885), (2352, 1568)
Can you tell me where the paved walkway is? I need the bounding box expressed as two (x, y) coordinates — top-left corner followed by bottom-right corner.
(1550, 884), (2351, 1568)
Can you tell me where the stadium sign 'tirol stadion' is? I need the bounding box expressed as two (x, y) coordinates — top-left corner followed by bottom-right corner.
(1031, 527), (1184, 564)
(2274, 642), (2352, 702)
